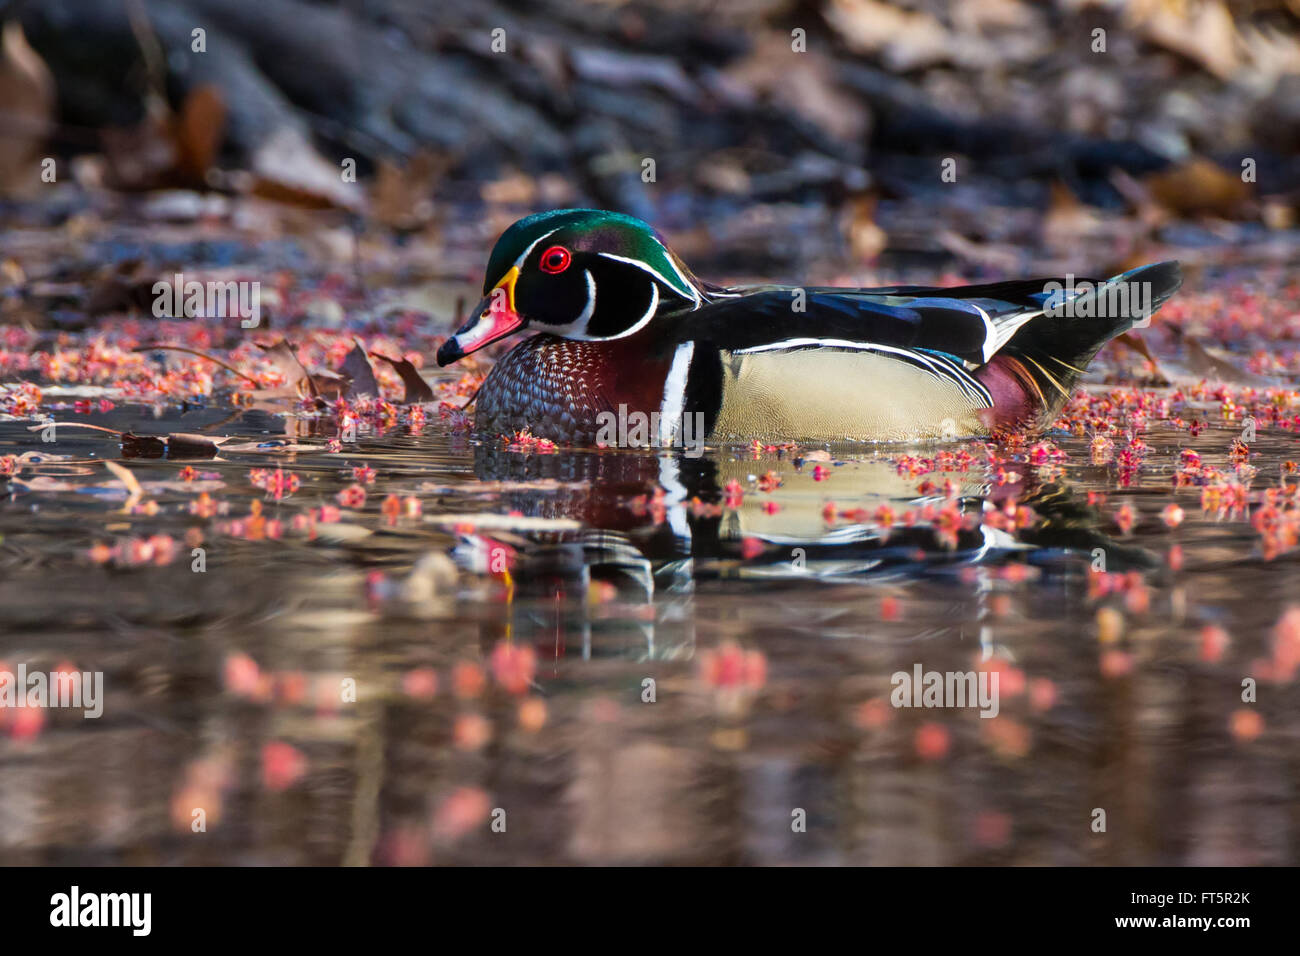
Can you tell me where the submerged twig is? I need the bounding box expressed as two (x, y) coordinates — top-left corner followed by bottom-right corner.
(133, 344), (262, 386)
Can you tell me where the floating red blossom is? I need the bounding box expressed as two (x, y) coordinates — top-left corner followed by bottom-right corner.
(261, 741), (307, 791)
(337, 484), (367, 508)
(490, 641), (537, 695)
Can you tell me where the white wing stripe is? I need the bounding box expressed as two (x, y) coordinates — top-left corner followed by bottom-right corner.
(988, 308), (1042, 358)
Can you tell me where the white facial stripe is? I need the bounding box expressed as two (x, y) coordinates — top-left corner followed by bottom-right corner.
(657, 244), (702, 303)
(597, 252), (700, 305)
(658, 340), (695, 447)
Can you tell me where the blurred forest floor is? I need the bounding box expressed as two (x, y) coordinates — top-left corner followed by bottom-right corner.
(1, 0), (1299, 309)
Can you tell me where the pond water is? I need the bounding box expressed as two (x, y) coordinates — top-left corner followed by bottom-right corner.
(2, 379), (1297, 865)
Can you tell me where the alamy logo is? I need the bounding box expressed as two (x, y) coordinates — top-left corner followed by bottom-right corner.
(50, 886), (151, 936)
(0, 665), (103, 718)
(152, 273), (261, 328)
(891, 664), (999, 718)
(1042, 276), (1154, 327)
(595, 404), (705, 458)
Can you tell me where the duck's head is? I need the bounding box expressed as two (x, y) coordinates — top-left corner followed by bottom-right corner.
(436, 209), (702, 366)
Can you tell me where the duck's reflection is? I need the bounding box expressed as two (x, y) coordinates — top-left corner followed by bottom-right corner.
(451, 442), (1154, 661)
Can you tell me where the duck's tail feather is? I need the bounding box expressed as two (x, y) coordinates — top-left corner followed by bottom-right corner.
(978, 261), (1182, 428)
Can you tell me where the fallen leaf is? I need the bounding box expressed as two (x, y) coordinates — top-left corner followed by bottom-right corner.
(1126, 0), (1240, 80)
(172, 85), (226, 184)
(257, 339), (318, 397)
(140, 480), (226, 493)
(1180, 336), (1267, 385)
(1111, 331), (1170, 385)
(340, 337), (379, 398)
(0, 20), (55, 197)
(370, 352), (434, 403)
(843, 194), (887, 262)
(826, 0), (954, 71)
(103, 459), (143, 511)
(250, 127), (364, 211)
(371, 151), (445, 230)
(215, 440), (322, 453)
(1043, 181), (1106, 249)
(1144, 158), (1251, 218)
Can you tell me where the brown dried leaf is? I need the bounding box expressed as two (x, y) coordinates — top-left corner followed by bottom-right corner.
(103, 459), (143, 497)
(173, 85), (226, 184)
(826, 0), (953, 71)
(0, 21), (55, 197)
(843, 195), (887, 262)
(249, 127), (364, 212)
(340, 337), (379, 398)
(1125, 0), (1240, 80)
(370, 352), (434, 403)
(1143, 158), (1252, 218)
(372, 151), (445, 230)
(1043, 181), (1106, 248)
(257, 338), (318, 397)
(1111, 332), (1170, 385)
(1181, 337), (1265, 385)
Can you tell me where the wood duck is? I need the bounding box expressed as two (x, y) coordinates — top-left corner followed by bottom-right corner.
(436, 209), (1181, 445)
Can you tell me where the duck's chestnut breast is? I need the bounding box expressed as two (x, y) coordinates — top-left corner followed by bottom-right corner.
(475, 334), (672, 445)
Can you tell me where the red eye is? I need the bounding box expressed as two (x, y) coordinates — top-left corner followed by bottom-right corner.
(539, 245), (571, 274)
